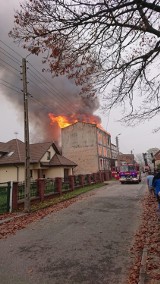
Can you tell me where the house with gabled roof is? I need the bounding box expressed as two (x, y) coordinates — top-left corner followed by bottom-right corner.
(118, 153), (135, 165)
(0, 139), (77, 183)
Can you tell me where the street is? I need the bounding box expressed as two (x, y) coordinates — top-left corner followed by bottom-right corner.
(0, 180), (146, 284)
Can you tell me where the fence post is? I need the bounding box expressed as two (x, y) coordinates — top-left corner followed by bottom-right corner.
(104, 171), (107, 181)
(37, 179), (45, 201)
(55, 177), (62, 195)
(93, 173), (97, 183)
(106, 170), (109, 181)
(79, 175), (84, 187)
(12, 182), (18, 211)
(101, 171), (104, 182)
(87, 174), (91, 185)
(97, 172), (101, 182)
(69, 175), (74, 191)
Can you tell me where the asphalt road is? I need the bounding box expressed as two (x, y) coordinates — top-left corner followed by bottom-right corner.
(0, 180), (147, 284)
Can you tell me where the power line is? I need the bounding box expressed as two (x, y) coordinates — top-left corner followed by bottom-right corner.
(0, 62), (21, 79)
(0, 79), (22, 92)
(0, 40), (84, 117)
(0, 57), (21, 73)
(0, 40), (82, 115)
(0, 82), (22, 95)
(27, 61), (80, 107)
(27, 74), (76, 114)
(0, 39), (23, 59)
(0, 47), (21, 65)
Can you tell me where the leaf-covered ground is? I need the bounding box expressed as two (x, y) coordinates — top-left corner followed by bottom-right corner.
(127, 193), (160, 284)
(0, 192), (95, 239)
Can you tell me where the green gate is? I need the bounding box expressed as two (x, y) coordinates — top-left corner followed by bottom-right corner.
(0, 182), (11, 214)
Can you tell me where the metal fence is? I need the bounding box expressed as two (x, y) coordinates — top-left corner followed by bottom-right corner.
(84, 175), (88, 185)
(44, 179), (57, 195)
(74, 175), (80, 188)
(62, 178), (70, 192)
(0, 182), (11, 214)
(10, 171), (111, 212)
(90, 174), (95, 183)
(18, 181), (38, 200)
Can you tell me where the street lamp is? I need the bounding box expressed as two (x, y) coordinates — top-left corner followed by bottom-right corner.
(131, 149), (134, 164)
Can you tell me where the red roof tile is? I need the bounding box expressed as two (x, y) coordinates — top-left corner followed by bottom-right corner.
(0, 139), (76, 168)
(49, 154), (77, 167)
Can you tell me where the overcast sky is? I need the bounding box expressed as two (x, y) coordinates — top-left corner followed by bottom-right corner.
(0, 0), (160, 156)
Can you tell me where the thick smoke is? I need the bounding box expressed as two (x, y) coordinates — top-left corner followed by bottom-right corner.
(0, 52), (101, 144)
(28, 72), (101, 144)
(0, 0), (101, 145)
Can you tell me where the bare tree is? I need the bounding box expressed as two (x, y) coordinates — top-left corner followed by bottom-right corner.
(147, 147), (159, 164)
(9, 0), (160, 123)
(135, 153), (144, 167)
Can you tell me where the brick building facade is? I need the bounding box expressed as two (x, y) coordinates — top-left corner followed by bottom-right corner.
(61, 122), (111, 175)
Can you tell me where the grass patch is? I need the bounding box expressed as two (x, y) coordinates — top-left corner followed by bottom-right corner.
(31, 183), (104, 212)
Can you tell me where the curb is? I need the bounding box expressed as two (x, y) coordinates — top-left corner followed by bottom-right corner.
(138, 247), (148, 284)
(0, 213), (26, 225)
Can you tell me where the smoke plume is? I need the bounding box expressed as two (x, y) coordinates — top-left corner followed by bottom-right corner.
(0, 0), (101, 145)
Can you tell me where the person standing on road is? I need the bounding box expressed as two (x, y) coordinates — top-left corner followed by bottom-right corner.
(146, 171), (154, 195)
(152, 172), (160, 211)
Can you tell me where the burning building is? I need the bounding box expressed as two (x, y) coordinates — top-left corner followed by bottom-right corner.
(61, 122), (111, 175)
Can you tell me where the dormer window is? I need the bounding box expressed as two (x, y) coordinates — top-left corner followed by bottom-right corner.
(7, 151), (14, 157)
(47, 151), (51, 160)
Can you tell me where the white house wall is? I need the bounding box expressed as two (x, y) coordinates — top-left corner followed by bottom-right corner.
(0, 165), (72, 183)
(41, 145), (56, 162)
(45, 167), (73, 179)
(0, 165), (25, 183)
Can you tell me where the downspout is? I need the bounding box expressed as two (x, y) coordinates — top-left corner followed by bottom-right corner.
(14, 164), (19, 182)
(96, 126), (100, 171)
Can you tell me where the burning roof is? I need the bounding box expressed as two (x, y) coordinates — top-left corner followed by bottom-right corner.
(48, 113), (101, 129)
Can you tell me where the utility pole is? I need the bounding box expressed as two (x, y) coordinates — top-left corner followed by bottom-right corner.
(22, 58), (30, 212)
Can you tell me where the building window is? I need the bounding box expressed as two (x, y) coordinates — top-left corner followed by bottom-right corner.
(100, 158), (103, 170)
(7, 151), (14, 157)
(103, 147), (107, 157)
(97, 132), (102, 144)
(108, 136), (111, 146)
(98, 145), (103, 156)
(64, 168), (69, 182)
(47, 151), (51, 160)
(103, 135), (107, 145)
(30, 170), (33, 178)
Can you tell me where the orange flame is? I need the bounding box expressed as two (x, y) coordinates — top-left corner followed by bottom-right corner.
(48, 113), (102, 129)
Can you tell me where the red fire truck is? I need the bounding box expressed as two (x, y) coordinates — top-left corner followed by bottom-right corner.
(119, 163), (141, 184)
